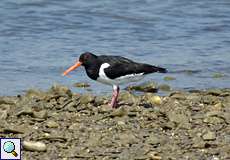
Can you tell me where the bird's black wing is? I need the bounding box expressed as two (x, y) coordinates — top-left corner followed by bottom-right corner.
(99, 55), (167, 79)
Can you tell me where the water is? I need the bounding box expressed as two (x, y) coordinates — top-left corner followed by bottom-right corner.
(0, 0), (230, 96)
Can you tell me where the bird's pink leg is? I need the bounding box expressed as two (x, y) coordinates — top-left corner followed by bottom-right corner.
(110, 85), (120, 108)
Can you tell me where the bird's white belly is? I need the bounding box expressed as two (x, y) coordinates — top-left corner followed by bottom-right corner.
(97, 62), (145, 86)
(97, 73), (145, 85)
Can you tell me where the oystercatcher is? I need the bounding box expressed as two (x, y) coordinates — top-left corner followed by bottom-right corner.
(63, 52), (167, 108)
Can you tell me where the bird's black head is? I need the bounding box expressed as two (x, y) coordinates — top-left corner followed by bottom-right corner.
(79, 52), (98, 67)
(62, 52), (98, 76)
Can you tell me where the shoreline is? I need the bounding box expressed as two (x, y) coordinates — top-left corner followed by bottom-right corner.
(0, 85), (230, 159)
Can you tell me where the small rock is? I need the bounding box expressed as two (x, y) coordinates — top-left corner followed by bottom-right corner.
(203, 116), (224, 124)
(211, 102), (223, 111)
(202, 95), (219, 105)
(150, 95), (162, 105)
(98, 104), (113, 113)
(94, 96), (108, 106)
(143, 93), (162, 105)
(69, 123), (80, 130)
(118, 132), (138, 145)
(170, 92), (187, 100)
(0, 110), (8, 120)
(16, 107), (33, 117)
(164, 76), (176, 81)
(23, 141), (47, 152)
(202, 131), (216, 141)
(33, 110), (48, 119)
(206, 89), (222, 96)
(46, 120), (59, 128)
(117, 120), (126, 126)
(183, 69), (200, 75)
(167, 111), (190, 128)
(119, 91), (140, 105)
(148, 152), (162, 160)
(110, 107), (127, 117)
(126, 82), (158, 93)
(212, 73), (225, 78)
(73, 82), (90, 88)
(25, 89), (46, 99)
(79, 94), (95, 104)
(0, 96), (17, 105)
(158, 84), (171, 91)
(3, 128), (25, 134)
(192, 137), (205, 148)
(206, 111), (223, 117)
(146, 135), (161, 145)
(49, 84), (72, 97)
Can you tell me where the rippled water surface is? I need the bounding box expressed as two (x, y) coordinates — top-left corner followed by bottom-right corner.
(1, 0), (230, 95)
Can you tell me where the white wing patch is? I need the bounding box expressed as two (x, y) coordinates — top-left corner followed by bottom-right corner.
(97, 63), (145, 85)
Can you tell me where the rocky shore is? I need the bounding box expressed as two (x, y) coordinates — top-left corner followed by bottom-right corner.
(0, 85), (230, 160)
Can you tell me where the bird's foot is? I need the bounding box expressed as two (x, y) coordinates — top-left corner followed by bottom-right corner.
(110, 85), (120, 109)
(109, 101), (118, 109)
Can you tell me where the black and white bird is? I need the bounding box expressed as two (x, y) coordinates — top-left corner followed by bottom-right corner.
(63, 52), (167, 108)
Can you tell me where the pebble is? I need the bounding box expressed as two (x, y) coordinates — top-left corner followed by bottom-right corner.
(33, 110), (48, 119)
(202, 131), (216, 140)
(151, 95), (162, 105)
(170, 92), (187, 100)
(73, 82), (90, 88)
(46, 120), (59, 128)
(23, 141), (47, 152)
(146, 135), (161, 145)
(110, 107), (127, 117)
(212, 73), (225, 78)
(0, 110), (8, 120)
(79, 94), (95, 104)
(144, 94), (162, 105)
(3, 128), (25, 134)
(158, 84), (171, 91)
(49, 84), (72, 97)
(126, 82), (158, 93)
(16, 107), (33, 116)
(164, 76), (176, 81)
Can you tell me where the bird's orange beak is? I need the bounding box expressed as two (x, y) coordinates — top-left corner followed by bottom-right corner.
(62, 61), (82, 76)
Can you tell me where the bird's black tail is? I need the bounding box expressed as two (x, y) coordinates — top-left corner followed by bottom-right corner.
(154, 66), (167, 73)
(142, 64), (167, 74)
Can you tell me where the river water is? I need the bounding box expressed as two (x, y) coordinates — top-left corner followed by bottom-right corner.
(0, 0), (230, 95)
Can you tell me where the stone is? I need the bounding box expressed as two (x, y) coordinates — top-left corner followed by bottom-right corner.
(16, 107), (33, 117)
(0, 110), (8, 120)
(212, 73), (225, 78)
(119, 91), (140, 105)
(48, 84), (72, 97)
(25, 89), (47, 99)
(164, 76), (176, 81)
(126, 82), (158, 93)
(79, 94), (95, 104)
(146, 135), (161, 145)
(94, 96), (108, 106)
(73, 82), (90, 88)
(148, 152), (162, 160)
(158, 84), (171, 92)
(110, 107), (127, 117)
(170, 92), (187, 100)
(33, 110), (48, 119)
(143, 93), (162, 105)
(202, 131), (216, 141)
(23, 141), (47, 152)
(46, 120), (59, 128)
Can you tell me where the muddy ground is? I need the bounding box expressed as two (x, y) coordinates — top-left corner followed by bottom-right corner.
(0, 85), (230, 160)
